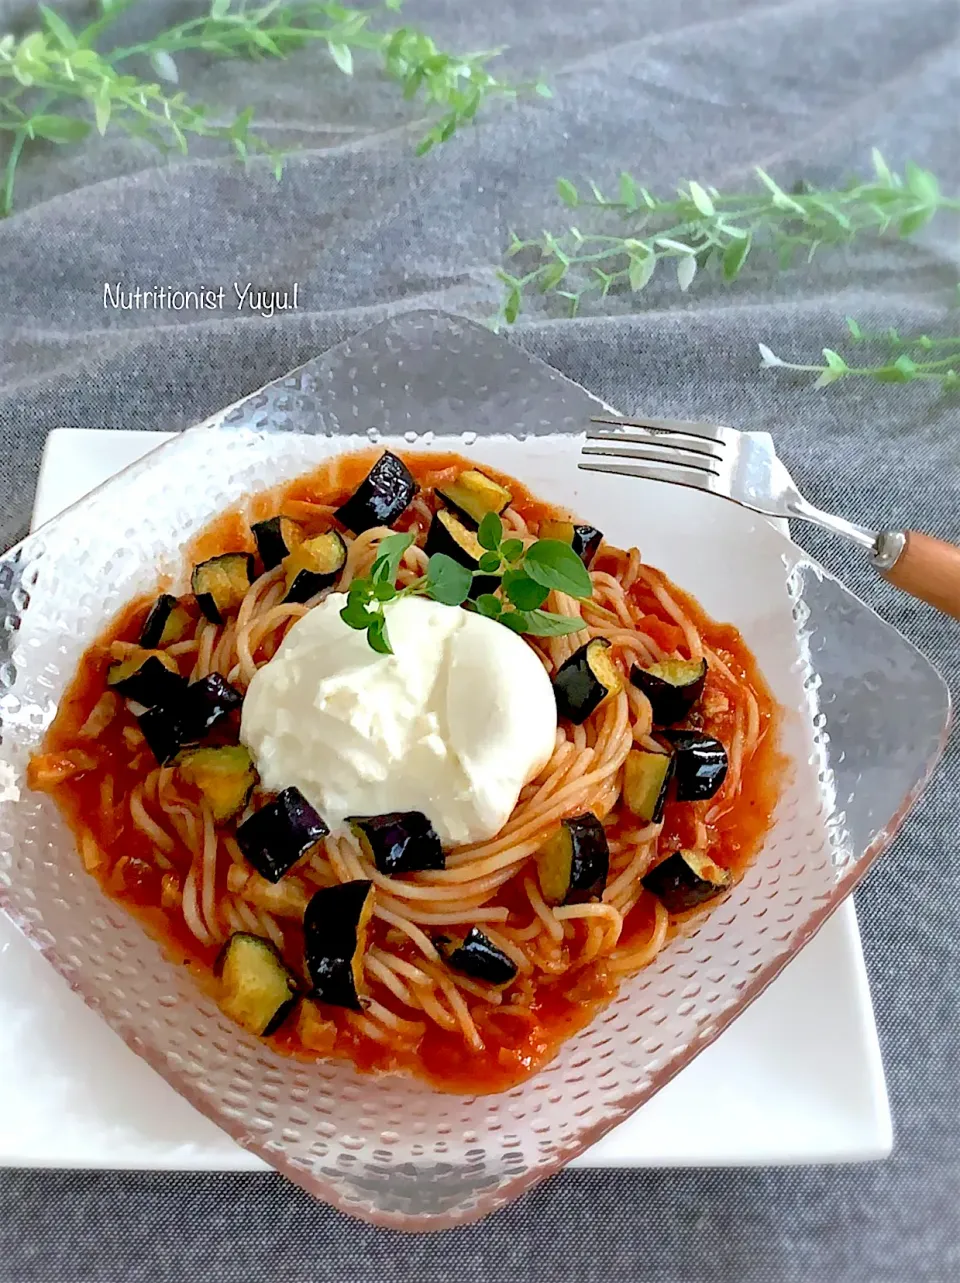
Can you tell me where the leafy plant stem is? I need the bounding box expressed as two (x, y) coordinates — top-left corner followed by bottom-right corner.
(1, 91), (52, 215)
(500, 152), (958, 321)
(77, 0), (143, 50)
(759, 320), (960, 391)
(0, 0), (544, 216)
(342, 518), (591, 652)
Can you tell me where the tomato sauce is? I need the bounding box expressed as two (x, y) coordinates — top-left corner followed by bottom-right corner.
(34, 450), (784, 1094)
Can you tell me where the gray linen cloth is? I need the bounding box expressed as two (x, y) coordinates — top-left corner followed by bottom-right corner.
(1, 0), (958, 1279)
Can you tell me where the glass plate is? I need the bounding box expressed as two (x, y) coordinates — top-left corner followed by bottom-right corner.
(0, 311), (949, 1229)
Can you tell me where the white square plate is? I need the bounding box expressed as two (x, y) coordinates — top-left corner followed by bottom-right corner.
(0, 428), (891, 1171)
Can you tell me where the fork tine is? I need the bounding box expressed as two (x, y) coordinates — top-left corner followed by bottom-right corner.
(583, 427), (724, 462)
(590, 414), (727, 443)
(581, 443), (721, 477)
(577, 458), (720, 494)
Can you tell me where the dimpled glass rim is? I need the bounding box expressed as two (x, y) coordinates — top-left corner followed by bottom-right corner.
(0, 311), (950, 1230)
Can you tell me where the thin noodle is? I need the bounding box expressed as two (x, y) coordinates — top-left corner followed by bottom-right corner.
(38, 456), (779, 1086)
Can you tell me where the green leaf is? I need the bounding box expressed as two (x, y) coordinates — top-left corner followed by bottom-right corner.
(845, 316), (863, 340)
(478, 551), (501, 573)
(538, 260), (566, 291)
(373, 580), (397, 602)
(328, 42), (354, 74)
(38, 5), (76, 49)
(722, 234), (751, 281)
(500, 609), (586, 636)
(898, 207), (934, 237)
(503, 286), (521, 325)
(500, 538), (524, 562)
(371, 532), (414, 583)
(340, 598), (377, 630)
(94, 92), (111, 136)
(367, 616), (393, 654)
(688, 180), (714, 216)
(813, 350), (849, 388)
(556, 177), (579, 207)
(523, 539), (593, 598)
(871, 148), (893, 185)
(628, 253), (655, 293)
(754, 167), (805, 212)
(654, 237), (696, 255)
(210, 0), (231, 16)
(426, 553), (473, 606)
(477, 510), (503, 551)
(757, 343), (785, 369)
(618, 171), (637, 208)
(149, 50), (179, 84)
(29, 114), (91, 143)
(502, 570), (549, 610)
(676, 255), (697, 292)
(250, 28), (281, 55)
(904, 161), (939, 204)
(499, 611), (530, 633)
(475, 593), (503, 618)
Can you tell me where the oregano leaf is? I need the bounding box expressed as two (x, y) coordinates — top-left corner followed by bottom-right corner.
(367, 615), (393, 655)
(500, 609), (586, 637)
(523, 539), (593, 598)
(426, 554), (473, 606)
(502, 570), (549, 611)
(478, 551), (502, 573)
(371, 532), (414, 584)
(477, 511), (503, 551)
(475, 593), (503, 618)
(340, 597), (377, 630)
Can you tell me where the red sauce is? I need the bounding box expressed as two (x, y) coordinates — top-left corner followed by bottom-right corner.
(34, 450), (785, 1093)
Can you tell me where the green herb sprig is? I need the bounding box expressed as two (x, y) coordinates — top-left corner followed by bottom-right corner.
(341, 513), (592, 653)
(759, 314), (960, 391)
(498, 151), (959, 322)
(0, 0), (545, 216)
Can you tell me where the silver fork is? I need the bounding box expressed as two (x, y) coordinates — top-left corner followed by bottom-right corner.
(580, 415), (960, 621)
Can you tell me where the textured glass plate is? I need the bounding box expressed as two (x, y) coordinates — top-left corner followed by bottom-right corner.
(0, 311), (949, 1229)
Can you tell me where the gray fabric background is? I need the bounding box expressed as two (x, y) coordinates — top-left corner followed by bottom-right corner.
(1, 0), (959, 1279)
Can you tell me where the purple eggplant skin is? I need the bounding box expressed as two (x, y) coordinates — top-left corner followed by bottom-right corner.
(349, 811), (445, 875)
(303, 880), (374, 1010)
(629, 658), (708, 727)
(334, 452), (418, 534)
(660, 730), (728, 802)
(642, 849), (731, 913)
(434, 927), (518, 986)
(236, 787), (330, 883)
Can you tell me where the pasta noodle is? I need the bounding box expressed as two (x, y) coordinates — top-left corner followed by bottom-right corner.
(28, 450), (783, 1093)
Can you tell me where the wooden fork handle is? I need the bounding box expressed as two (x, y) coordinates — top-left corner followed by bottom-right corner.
(881, 531), (960, 620)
